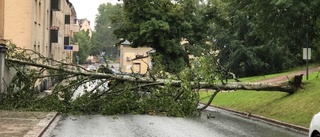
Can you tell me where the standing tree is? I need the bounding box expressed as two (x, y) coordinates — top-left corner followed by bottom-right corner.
(91, 3), (121, 60)
(206, 0), (320, 77)
(0, 0), (308, 116)
(112, 0), (210, 73)
(72, 30), (91, 64)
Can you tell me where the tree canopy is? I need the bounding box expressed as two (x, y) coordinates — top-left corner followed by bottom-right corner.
(112, 0), (211, 73)
(91, 3), (121, 61)
(0, 0), (314, 116)
(1, 43), (300, 116)
(110, 0), (320, 77)
(207, 0), (320, 76)
(72, 30), (91, 64)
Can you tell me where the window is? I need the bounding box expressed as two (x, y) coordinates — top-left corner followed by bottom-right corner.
(51, 0), (61, 11)
(50, 29), (59, 43)
(64, 37), (70, 45)
(65, 15), (70, 24)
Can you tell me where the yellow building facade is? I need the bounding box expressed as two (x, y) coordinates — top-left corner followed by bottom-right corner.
(1, 0), (80, 90)
(2, 0), (78, 64)
(119, 40), (153, 74)
(78, 18), (92, 38)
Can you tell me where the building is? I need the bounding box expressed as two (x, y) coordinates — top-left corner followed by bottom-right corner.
(119, 40), (153, 74)
(1, 0), (79, 64)
(78, 18), (92, 38)
(50, 0), (80, 64)
(64, 1), (79, 63)
(3, 0), (51, 58)
(0, 0), (80, 90)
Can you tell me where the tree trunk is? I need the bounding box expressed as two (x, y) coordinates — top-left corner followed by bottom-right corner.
(6, 58), (299, 94)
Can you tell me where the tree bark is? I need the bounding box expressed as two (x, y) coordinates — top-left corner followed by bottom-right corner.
(6, 58), (298, 93)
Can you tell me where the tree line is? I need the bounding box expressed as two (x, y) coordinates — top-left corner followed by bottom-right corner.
(91, 0), (320, 77)
(0, 0), (316, 116)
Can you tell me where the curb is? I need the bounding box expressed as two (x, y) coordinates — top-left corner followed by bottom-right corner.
(202, 103), (309, 134)
(24, 112), (59, 137)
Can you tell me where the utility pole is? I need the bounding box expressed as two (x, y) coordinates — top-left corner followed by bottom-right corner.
(303, 14), (311, 80)
(306, 33), (309, 80)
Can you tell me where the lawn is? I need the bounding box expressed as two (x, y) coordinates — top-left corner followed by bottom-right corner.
(200, 70), (320, 128)
(234, 63), (319, 82)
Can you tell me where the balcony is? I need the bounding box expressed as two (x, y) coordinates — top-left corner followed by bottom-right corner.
(71, 44), (79, 51)
(50, 26), (59, 43)
(70, 24), (80, 32)
(51, 0), (60, 11)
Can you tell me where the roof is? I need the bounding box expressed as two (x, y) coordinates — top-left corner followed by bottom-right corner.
(78, 18), (91, 26)
(121, 40), (131, 45)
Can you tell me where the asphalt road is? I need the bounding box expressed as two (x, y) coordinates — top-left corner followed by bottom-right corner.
(45, 63), (310, 137)
(43, 107), (305, 137)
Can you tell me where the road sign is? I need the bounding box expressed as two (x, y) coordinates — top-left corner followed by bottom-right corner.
(64, 45), (73, 50)
(303, 48), (311, 60)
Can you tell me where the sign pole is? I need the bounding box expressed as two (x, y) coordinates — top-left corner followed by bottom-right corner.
(306, 33), (309, 80)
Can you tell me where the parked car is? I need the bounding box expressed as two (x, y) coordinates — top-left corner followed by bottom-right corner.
(96, 65), (122, 75)
(86, 65), (97, 71)
(309, 112), (320, 137)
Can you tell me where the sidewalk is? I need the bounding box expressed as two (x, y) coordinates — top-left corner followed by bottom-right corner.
(0, 110), (58, 137)
(256, 66), (319, 84)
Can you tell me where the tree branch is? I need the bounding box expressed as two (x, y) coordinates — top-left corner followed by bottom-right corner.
(7, 58), (298, 93)
(197, 90), (220, 111)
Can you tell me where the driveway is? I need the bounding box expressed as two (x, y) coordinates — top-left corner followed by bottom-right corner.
(256, 66), (319, 84)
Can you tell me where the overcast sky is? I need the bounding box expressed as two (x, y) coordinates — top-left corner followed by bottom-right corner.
(69, 0), (121, 30)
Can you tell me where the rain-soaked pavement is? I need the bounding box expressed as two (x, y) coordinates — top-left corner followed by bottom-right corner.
(45, 68), (306, 137)
(43, 107), (306, 137)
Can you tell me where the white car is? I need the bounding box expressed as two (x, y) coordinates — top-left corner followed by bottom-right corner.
(309, 112), (320, 137)
(86, 65), (97, 71)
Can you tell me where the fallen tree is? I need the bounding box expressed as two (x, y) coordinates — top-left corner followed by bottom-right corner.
(0, 45), (303, 116)
(6, 58), (299, 93)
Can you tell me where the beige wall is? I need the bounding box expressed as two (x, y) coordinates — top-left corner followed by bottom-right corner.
(2, 0), (78, 62)
(4, 0), (33, 49)
(69, 5), (79, 37)
(67, 4), (79, 63)
(1, 0), (77, 90)
(3, 0), (52, 59)
(52, 6), (63, 62)
(79, 19), (92, 37)
(120, 45), (153, 74)
(51, 0), (75, 63)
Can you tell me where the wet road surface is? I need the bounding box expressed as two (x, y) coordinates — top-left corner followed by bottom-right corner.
(44, 107), (305, 137)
